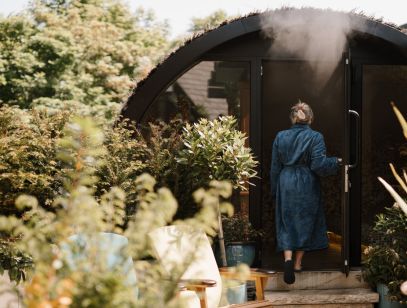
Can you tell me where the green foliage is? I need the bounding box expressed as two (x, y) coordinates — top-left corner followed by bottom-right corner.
(133, 117), (258, 219)
(221, 214), (264, 243)
(363, 206), (407, 303)
(0, 116), (233, 307)
(0, 0), (169, 114)
(32, 99), (122, 124)
(0, 106), (147, 280)
(145, 116), (258, 218)
(0, 105), (70, 212)
(57, 116), (106, 190)
(367, 103), (407, 303)
(95, 119), (149, 218)
(189, 10), (229, 32)
(178, 116), (257, 191)
(0, 105), (149, 216)
(142, 120), (184, 191)
(0, 106), (255, 288)
(0, 237), (33, 284)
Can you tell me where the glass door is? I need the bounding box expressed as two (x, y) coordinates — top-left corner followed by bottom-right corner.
(360, 65), (407, 263)
(261, 59), (346, 270)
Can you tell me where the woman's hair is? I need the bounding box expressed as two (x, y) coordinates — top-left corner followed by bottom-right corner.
(290, 100), (313, 124)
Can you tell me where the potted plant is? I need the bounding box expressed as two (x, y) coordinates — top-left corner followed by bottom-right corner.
(217, 213), (264, 267)
(362, 206), (407, 307)
(176, 116), (258, 266)
(363, 102), (407, 307)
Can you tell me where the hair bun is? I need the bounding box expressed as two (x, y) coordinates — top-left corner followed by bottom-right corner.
(290, 101), (314, 124)
(297, 109), (306, 120)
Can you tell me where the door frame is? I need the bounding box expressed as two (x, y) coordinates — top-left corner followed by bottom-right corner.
(343, 52), (352, 274)
(259, 57), (349, 271)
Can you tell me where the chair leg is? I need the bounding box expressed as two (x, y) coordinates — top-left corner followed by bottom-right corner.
(186, 285), (207, 308)
(255, 276), (264, 300)
(197, 286), (207, 308)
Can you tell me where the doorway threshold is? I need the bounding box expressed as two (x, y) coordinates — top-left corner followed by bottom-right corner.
(264, 270), (368, 291)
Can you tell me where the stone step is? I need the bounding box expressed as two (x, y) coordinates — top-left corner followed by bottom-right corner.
(265, 270), (369, 291)
(265, 288), (379, 307)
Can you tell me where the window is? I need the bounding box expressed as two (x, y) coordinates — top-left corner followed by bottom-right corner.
(361, 65), (407, 253)
(142, 61), (250, 135)
(142, 61), (251, 213)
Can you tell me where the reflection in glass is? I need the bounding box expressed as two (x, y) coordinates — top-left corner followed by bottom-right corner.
(142, 61), (250, 134)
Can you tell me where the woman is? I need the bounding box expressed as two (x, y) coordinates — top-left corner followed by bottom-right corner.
(270, 101), (341, 284)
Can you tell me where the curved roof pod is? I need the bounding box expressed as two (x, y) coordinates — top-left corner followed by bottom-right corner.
(121, 8), (407, 122)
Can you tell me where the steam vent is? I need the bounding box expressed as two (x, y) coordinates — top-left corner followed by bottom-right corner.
(121, 8), (407, 273)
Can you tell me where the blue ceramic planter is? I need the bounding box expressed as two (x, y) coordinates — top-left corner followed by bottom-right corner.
(377, 283), (405, 308)
(225, 242), (256, 267)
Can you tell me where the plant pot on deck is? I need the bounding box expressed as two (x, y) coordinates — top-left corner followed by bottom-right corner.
(377, 283), (405, 308)
(218, 213), (263, 267)
(219, 279), (247, 305)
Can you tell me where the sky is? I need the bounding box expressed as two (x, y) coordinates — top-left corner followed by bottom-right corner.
(1, 0), (407, 38)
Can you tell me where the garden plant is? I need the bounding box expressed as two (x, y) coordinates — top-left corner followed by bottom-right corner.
(0, 115), (237, 307)
(363, 102), (407, 304)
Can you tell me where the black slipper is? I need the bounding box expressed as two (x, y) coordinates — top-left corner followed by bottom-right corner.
(283, 260), (295, 284)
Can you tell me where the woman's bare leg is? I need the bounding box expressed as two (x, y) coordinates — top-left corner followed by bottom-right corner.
(284, 250), (293, 261)
(294, 250), (304, 270)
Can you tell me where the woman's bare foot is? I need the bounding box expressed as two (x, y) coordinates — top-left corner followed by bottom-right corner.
(294, 265), (302, 272)
(294, 250), (304, 272)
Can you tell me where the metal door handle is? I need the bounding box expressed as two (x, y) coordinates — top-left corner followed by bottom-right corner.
(348, 110), (360, 169)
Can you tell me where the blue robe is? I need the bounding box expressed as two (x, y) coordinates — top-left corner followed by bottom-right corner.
(270, 124), (338, 252)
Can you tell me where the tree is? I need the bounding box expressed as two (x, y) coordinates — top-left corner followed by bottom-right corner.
(0, 0), (170, 118)
(188, 9), (229, 33)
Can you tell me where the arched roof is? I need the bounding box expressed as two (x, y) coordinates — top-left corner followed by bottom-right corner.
(121, 8), (407, 122)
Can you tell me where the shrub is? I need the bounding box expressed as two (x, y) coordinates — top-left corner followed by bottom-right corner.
(95, 119), (149, 219)
(363, 102), (407, 304)
(221, 214), (264, 243)
(0, 106), (149, 215)
(175, 116), (257, 217)
(363, 206), (407, 303)
(0, 106), (256, 284)
(0, 236), (33, 284)
(142, 119), (185, 193)
(0, 105), (70, 213)
(178, 116), (257, 190)
(0, 106), (149, 280)
(0, 116), (234, 306)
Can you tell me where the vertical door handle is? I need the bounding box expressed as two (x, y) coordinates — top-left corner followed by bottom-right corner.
(348, 110), (360, 169)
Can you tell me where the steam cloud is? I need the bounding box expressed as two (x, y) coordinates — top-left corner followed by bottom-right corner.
(260, 8), (355, 85)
